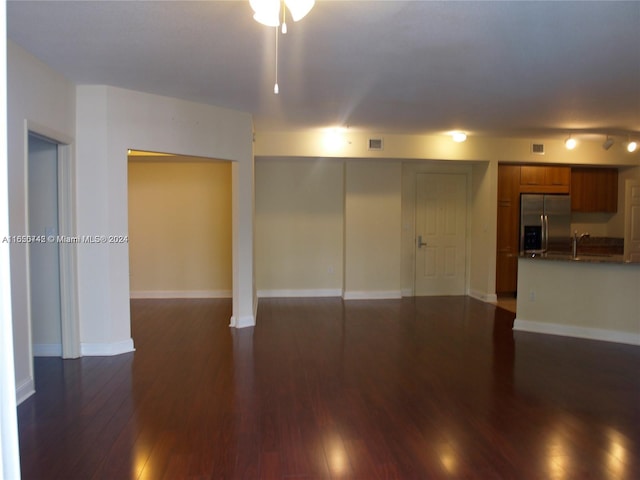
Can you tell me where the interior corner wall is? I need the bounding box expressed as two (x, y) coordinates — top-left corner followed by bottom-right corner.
(7, 41), (76, 403)
(344, 161), (402, 299)
(469, 161), (497, 302)
(75, 85), (255, 346)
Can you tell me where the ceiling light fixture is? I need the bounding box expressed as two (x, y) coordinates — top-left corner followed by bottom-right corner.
(627, 139), (638, 153)
(452, 132), (467, 143)
(250, 0), (315, 28)
(250, 0), (315, 95)
(564, 135), (577, 150)
(602, 136), (614, 151)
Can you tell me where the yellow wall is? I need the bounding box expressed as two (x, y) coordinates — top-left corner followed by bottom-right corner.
(128, 158), (232, 297)
(255, 158), (344, 295)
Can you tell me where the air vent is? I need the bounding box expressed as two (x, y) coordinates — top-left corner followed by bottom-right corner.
(531, 143), (545, 155)
(368, 138), (384, 151)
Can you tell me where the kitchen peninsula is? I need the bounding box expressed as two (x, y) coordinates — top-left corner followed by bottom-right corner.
(514, 254), (640, 345)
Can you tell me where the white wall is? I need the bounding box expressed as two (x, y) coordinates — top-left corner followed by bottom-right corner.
(344, 161), (402, 299)
(516, 258), (640, 345)
(75, 85), (256, 349)
(7, 41), (75, 402)
(255, 158), (344, 296)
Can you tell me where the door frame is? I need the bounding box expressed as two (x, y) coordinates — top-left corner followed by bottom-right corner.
(25, 121), (80, 364)
(413, 172), (468, 296)
(401, 163), (472, 297)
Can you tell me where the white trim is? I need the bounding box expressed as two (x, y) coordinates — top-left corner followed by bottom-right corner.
(81, 338), (135, 356)
(15, 378), (35, 406)
(25, 124), (81, 363)
(514, 319), (640, 346)
(257, 289), (343, 298)
(57, 142), (80, 359)
(469, 290), (498, 304)
(343, 290), (402, 300)
(1, 17), (21, 475)
(231, 315), (255, 329)
(129, 290), (232, 299)
(32, 344), (62, 357)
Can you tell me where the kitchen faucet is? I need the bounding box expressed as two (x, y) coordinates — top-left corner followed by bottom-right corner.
(572, 230), (590, 259)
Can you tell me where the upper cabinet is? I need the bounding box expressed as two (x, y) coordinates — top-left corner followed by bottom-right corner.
(520, 166), (570, 193)
(571, 168), (618, 213)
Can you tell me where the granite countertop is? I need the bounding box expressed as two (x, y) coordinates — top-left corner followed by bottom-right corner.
(519, 237), (634, 264)
(520, 252), (628, 264)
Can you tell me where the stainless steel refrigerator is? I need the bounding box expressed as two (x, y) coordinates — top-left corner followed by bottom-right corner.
(520, 194), (571, 254)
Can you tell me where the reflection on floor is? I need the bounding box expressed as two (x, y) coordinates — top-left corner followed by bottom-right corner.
(496, 295), (517, 313)
(17, 297), (640, 479)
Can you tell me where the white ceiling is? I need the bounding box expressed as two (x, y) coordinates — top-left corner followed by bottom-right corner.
(7, 1), (640, 138)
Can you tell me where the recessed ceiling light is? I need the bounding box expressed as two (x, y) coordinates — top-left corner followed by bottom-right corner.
(564, 136), (577, 150)
(451, 132), (467, 143)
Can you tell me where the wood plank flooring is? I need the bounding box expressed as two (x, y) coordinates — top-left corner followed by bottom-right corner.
(17, 297), (640, 479)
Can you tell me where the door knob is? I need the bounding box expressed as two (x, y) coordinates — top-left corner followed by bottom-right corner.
(417, 235), (427, 248)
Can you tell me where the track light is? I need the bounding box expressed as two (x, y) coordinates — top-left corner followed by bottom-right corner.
(628, 140), (638, 153)
(602, 136), (614, 150)
(564, 135), (577, 150)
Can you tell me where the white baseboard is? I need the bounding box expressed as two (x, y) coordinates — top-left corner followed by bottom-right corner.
(257, 289), (342, 298)
(130, 290), (232, 299)
(229, 315), (255, 328)
(16, 377), (35, 405)
(401, 288), (413, 297)
(343, 290), (402, 300)
(514, 319), (640, 346)
(81, 338), (135, 356)
(33, 343), (62, 357)
(469, 290), (498, 304)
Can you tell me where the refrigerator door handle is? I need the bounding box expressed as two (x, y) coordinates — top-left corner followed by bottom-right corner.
(540, 214), (545, 251)
(544, 215), (549, 251)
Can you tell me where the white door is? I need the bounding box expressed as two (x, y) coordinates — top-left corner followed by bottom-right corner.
(624, 179), (640, 263)
(415, 173), (467, 295)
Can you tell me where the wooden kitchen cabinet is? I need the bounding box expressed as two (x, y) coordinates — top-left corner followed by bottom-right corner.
(496, 165), (521, 294)
(571, 168), (618, 213)
(520, 166), (570, 193)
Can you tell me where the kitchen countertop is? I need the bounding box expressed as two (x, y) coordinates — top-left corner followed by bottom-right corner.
(520, 252), (630, 264)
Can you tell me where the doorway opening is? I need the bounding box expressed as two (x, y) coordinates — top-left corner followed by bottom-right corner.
(127, 150), (233, 301)
(27, 131), (80, 362)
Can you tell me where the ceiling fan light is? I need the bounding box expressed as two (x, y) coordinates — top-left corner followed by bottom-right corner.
(628, 140), (638, 153)
(285, 0), (315, 21)
(250, 0), (280, 26)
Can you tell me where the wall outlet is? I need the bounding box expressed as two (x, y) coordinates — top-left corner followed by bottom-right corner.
(327, 265), (334, 275)
(529, 290), (536, 302)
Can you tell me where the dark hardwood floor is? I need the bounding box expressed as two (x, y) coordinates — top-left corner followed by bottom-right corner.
(17, 297), (640, 479)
